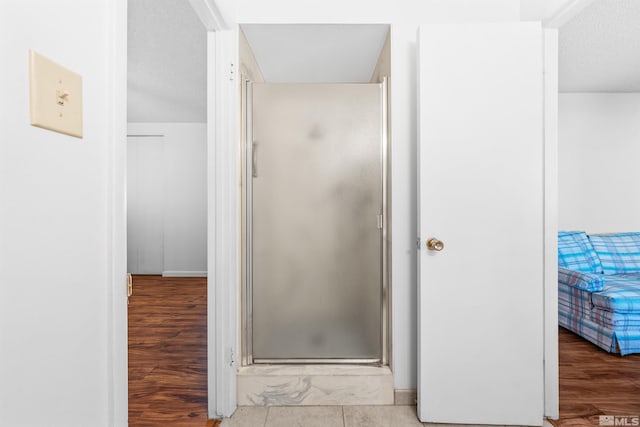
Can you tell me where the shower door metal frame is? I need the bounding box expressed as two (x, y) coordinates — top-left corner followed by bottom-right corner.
(241, 78), (390, 366)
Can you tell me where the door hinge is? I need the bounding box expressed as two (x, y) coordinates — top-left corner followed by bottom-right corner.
(230, 62), (235, 81)
(377, 214), (383, 230)
(127, 273), (133, 304)
(229, 348), (236, 367)
(416, 237), (421, 250)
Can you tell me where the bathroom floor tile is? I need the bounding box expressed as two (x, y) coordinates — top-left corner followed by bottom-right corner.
(221, 405), (552, 427)
(344, 405), (424, 427)
(389, 405), (425, 426)
(265, 405), (344, 427)
(344, 405), (391, 426)
(220, 406), (268, 427)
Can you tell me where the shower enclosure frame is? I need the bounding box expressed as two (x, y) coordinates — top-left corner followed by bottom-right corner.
(240, 76), (390, 366)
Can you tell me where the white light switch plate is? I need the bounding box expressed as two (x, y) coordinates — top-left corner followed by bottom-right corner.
(29, 50), (83, 138)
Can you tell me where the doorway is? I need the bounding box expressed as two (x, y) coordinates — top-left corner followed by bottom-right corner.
(555, 0), (640, 424)
(239, 24), (391, 367)
(126, 0), (208, 424)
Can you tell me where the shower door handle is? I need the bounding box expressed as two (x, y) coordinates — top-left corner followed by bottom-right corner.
(252, 141), (258, 178)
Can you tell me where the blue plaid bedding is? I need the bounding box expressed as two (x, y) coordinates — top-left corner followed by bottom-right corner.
(558, 231), (603, 273)
(591, 307), (640, 328)
(558, 281), (592, 318)
(559, 306), (640, 355)
(558, 304), (640, 356)
(558, 267), (604, 291)
(559, 281), (640, 328)
(559, 308), (617, 353)
(589, 232), (640, 275)
(559, 270), (640, 355)
(590, 274), (640, 313)
(558, 232), (640, 355)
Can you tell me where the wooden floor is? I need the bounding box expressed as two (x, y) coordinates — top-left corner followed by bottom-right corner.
(129, 275), (219, 427)
(553, 326), (640, 426)
(128, 280), (640, 426)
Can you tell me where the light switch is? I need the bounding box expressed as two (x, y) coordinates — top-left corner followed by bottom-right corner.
(29, 50), (83, 138)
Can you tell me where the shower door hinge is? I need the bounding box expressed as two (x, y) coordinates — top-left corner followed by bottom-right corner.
(377, 214), (383, 230)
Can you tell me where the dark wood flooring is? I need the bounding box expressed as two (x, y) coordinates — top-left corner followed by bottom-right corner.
(128, 275), (219, 427)
(553, 326), (640, 426)
(128, 279), (640, 426)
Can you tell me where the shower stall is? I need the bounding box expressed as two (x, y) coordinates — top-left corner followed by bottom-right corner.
(242, 81), (388, 365)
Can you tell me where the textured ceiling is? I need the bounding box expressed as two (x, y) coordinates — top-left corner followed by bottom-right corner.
(128, 0), (206, 122)
(241, 24), (390, 83)
(560, 0), (640, 92)
(127, 0), (640, 116)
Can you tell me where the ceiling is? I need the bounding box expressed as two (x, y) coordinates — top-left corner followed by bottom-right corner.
(241, 24), (390, 83)
(126, 0), (640, 120)
(128, 0), (206, 122)
(559, 0), (640, 92)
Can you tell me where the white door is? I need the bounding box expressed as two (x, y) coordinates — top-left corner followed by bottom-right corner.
(417, 23), (544, 426)
(127, 136), (165, 274)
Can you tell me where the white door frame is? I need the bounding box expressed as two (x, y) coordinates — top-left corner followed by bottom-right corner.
(203, 22), (240, 421)
(108, 0), (238, 424)
(542, 28), (559, 420)
(189, 0), (239, 418)
(107, 0), (128, 425)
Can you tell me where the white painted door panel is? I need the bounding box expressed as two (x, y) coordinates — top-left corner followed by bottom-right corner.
(417, 23), (543, 425)
(127, 136), (165, 274)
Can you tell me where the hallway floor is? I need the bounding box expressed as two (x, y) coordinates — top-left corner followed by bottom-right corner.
(128, 275), (208, 427)
(220, 405), (555, 427)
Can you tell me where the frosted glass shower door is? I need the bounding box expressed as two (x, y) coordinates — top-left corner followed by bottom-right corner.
(251, 83), (383, 361)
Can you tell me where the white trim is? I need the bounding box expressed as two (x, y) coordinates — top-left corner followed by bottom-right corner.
(187, 0), (240, 419)
(188, 0), (229, 30)
(162, 271), (208, 277)
(540, 0), (591, 418)
(185, 1), (240, 418)
(206, 30), (218, 418)
(108, 0), (128, 425)
(543, 0), (598, 28)
(208, 28), (240, 419)
(543, 28), (559, 420)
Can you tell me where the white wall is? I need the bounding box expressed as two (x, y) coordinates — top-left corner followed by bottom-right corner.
(128, 123), (208, 276)
(370, 30), (390, 84)
(0, 0), (117, 425)
(559, 93), (640, 233)
(239, 28), (265, 82)
(235, 0), (521, 390)
(520, 0), (576, 21)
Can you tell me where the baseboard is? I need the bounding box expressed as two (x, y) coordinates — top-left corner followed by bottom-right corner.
(162, 271), (208, 277)
(394, 389), (417, 405)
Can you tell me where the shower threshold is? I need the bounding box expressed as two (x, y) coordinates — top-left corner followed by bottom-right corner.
(237, 364), (393, 406)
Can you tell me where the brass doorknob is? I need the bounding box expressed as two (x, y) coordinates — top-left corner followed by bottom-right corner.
(426, 238), (444, 251)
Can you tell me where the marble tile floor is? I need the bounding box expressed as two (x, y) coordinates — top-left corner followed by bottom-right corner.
(220, 405), (556, 427)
